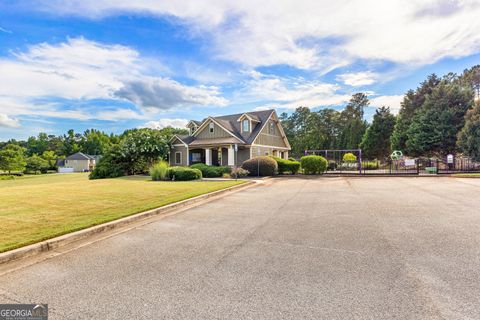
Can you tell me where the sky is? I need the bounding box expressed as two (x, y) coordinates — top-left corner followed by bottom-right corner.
(1, 0), (480, 141)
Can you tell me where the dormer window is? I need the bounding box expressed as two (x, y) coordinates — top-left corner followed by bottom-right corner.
(209, 122), (214, 133)
(242, 119), (250, 132)
(190, 126), (196, 135)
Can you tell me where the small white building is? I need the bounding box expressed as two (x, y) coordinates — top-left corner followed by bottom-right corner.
(59, 152), (100, 172)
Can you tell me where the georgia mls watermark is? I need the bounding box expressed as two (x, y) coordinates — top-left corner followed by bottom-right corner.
(0, 304), (48, 320)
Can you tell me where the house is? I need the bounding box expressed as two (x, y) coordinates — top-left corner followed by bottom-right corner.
(59, 152), (100, 172)
(169, 109), (291, 167)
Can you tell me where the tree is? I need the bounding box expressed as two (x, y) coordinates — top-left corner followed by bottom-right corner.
(61, 129), (81, 156)
(391, 74), (441, 151)
(79, 129), (112, 155)
(360, 107), (396, 159)
(26, 133), (49, 156)
(90, 128), (171, 179)
(120, 128), (170, 173)
(42, 150), (58, 169)
(338, 93), (368, 149)
(406, 81), (474, 156)
(26, 154), (49, 174)
(458, 100), (480, 161)
(461, 65), (480, 99)
(0, 144), (27, 173)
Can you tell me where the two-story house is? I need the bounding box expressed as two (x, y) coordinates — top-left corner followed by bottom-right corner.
(169, 109), (291, 167)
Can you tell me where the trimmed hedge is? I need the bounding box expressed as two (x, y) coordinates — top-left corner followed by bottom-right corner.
(242, 156), (278, 176)
(342, 152), (357, 163)
(168, 167), (202, 181)
(270, 156), (301, 174)
(300, 155), (328, 175)
(190, 163), (231, 178)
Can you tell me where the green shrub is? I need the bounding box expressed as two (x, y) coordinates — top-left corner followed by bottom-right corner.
(0, 175), (15, 180)
(342, 153), (357, 163)
(242, 156), (278, 176)
(168, 167), (202, 181)
(150, 161), (169, 181)
(230, 167), (249, 178)
(269, 156), (301, 175)
(300, 155), (328, 175)
(288, 157), (297, 162)
(190, 163), (231, 178)
(90, 145), (128, 179)
(362, 161), (379, 170)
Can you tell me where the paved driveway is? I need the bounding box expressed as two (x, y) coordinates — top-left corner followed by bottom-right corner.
(1, 177), (480, 319)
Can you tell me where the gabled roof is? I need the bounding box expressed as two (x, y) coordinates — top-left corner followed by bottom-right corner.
(186, 120), (202, 128)
(171, 109), (289, 148)
(212, 109), (275, 144)
(66, 152), (94, 160)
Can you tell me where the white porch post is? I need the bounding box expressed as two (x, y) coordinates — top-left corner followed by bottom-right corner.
(228, 145), (235, 166)
(205, 148), (212, 165)
(284, 151), (289, 159)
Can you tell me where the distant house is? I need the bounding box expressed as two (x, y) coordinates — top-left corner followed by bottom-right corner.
(58, 152), (101, 172)
(169, 109), (291, 167)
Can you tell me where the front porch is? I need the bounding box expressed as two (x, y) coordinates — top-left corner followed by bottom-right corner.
(189, 145), (246, 167)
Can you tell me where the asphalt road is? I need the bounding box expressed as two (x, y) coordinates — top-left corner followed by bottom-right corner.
(1, 177), (480, 319)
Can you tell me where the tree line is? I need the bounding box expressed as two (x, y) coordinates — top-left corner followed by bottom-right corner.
(280, 65), (480, 161)
(0, 127), (187, 175)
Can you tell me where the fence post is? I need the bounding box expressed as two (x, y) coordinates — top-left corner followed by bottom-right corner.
(358, 149), (362, 175)
(416, 159), (419, 175)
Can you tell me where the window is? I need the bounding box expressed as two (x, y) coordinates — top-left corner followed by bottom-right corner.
(191, 152), (202, 163)
(209, 122), (214, 133)
(242, 119), (250, 132)
(190, 126), (196, 135)
(175, 152), (182, 164)
(269, 121), (275, 134)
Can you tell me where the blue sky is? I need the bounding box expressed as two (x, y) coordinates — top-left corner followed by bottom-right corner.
(1, 0), (480, 140)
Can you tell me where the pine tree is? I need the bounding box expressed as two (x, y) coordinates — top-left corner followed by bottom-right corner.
(360, 107), (396, 159)
(458, 100), (480, 161)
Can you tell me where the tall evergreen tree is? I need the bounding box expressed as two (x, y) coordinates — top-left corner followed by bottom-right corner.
(391, 74), (441, 151)
(406, 81), (474, 156)
(458, 100), (480, 161)
(360, 107), (396, 159)
(338, 93), (368, 149)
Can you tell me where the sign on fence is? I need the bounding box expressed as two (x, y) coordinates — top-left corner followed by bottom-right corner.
(447, 154), (454, 164)
(405, 159), (416, 166)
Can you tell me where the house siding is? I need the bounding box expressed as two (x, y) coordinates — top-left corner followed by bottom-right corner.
(196, 121), (231, 140)
(255, 119), (288, 148)
(64, 159), (91, 172)
(170, 145), (188, 166)
(236, 148), (250, 166)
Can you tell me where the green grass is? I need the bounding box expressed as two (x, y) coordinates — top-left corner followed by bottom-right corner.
(453, 173), (480, 177)
(0, 173), (244, 253)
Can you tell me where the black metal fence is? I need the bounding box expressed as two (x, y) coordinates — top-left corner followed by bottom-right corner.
(304, 149), (480, 175)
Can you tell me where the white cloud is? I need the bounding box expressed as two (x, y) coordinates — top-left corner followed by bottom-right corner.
(142, 118), (189, 129)
(237, 73), (351, 109)
(0, 27), (12, 34)
(370, 95), (404, 113)
(336, 71), (378, 87)
(29, 0), (480, 70)
(114, 77), (228, 110)
(0, 37), (228, 125)
(0, 114), (20, 128)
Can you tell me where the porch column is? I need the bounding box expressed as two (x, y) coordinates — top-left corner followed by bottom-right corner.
(205, 148), (212, 165)
(228, 145), (235, 166)
(284, 151), (289, 159)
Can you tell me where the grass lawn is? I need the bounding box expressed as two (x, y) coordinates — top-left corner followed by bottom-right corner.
(453, 173), (480, 177)
(0, 173), (245, 253)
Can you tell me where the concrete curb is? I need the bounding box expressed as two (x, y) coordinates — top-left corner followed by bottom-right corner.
(0, 180), (257, 265)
